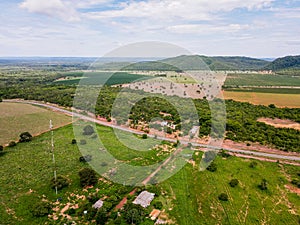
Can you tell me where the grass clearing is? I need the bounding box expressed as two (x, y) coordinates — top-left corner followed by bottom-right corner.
(1, 124), (299, 224)
(224, 91), (300, 108)
(160, 154), (300, 225)
(0, 102), (71, 145)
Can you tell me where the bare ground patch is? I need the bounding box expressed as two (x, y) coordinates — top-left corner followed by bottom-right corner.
(258, 117), (300, 131)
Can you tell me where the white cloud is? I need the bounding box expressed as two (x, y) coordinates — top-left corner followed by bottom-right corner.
(19, 0), (80, 22)
(84, 0), (274, 21)
(167, 23), (250, 34)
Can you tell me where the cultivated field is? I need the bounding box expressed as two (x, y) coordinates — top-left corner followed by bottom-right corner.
(0, 102), (71, 145)
(223, 91), (300, 108)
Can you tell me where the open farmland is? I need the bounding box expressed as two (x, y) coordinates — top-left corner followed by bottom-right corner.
(223, 91), (300, 108)
(224, 73), (300, 87)
(0, 102), (71, 145)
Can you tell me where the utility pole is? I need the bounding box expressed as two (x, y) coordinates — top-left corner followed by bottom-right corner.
(50, 120), (58, 195)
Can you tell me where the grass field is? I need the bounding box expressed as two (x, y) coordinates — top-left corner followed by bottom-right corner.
(0, 102), (71, 145)
(160, 154), (300, 225)
(54, 71), (151, 85)
(1, 124), (299, 224)
(223, 91), (300, 108)
(224, 73), (300, 87)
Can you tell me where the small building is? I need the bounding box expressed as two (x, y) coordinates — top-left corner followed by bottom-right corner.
(133, 191), (155, 208)
(150, 209), (161, 220)
(189, 126), (200, 138)
(92, 199), (103, 209)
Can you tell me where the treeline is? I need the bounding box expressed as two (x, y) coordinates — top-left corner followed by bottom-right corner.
(1, 84), (299, 152)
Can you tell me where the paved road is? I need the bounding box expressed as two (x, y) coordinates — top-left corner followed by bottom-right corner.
(4, 99), (300, 162)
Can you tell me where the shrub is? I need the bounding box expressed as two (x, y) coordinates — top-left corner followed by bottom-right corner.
(83, 125), (95, 135)
(71, 139), (77, 144)
(30, 201), (51, 217)
(79, 155), (92, 163)
(0, 145), (3, 151)
(8, 141), (16, 147)
(206, 162), (217, 172)
(218, 193), (228, 201)
(291, 179), (300, 188)
(142, 134), (148, 139)
(220, 150), (230, 158)
(19, 132), (33, 142)
(249, 161), (258, 168)
(79, 168), (98, 187)
(51, 175), (70, 190)
(258, 179), (268, 190)
(229, 179), (239, 187)
(153, 201), (163, 210)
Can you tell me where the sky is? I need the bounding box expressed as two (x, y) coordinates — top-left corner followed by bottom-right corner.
(0, 0), (299, 57)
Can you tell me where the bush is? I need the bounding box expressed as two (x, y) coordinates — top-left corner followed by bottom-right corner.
(291, 179), (300, 188)
(258, 179), (268, 190)
(8, 141), (16, 147)
(19, 132), (33, 142)
(83, 125), (95, 135)
(71, 139), (77, 144)
(51, 175), (70, 190)
(0, 145), (3, 151)
(153, 201), (163, 210)
(229, 179), (239, 187)
(79, 168), (98, 187)
(220, 150), (230, 158)
(30, 201), (51, 217)
(79, 155), (92, 162)
(218, 193), (228, 201)
(249, 161), (258, 168)
(142, 134), (148, 139)
(206, 162), (217, 172)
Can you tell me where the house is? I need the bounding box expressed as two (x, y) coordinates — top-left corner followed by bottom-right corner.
(189, 126), (200, 138)
(150, 209), (161, 220)
(92, 199), (103, 209)
(133, 191), (155, 208)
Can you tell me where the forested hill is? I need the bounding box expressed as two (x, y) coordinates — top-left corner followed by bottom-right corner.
(264, 55), (300, 71)
(123, 55), (269, 71)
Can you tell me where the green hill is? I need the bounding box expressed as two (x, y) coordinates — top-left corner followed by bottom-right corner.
(264, 55), (300, 71)
(122, 55), (269, 71)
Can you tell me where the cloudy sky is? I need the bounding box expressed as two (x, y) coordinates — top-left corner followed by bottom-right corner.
(0, 0), (299, 57)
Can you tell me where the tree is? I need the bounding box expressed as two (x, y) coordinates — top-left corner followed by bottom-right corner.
(123, 204), (145, 224)
(19, 132), (32, 142)
(83, 125), (95, 135)
(229, 179), (239, 187)
(78, 168), (98, 187)
(258, 179), (268, 190)
(71, 139), (77, 144)
(51, 175), (69, 190)
(142, 134), (148, 139)
(0, 145), (3, 151)
(218, 193), (228, 201)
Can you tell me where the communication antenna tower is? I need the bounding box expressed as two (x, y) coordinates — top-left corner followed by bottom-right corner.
(50, 120), (58, 195)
